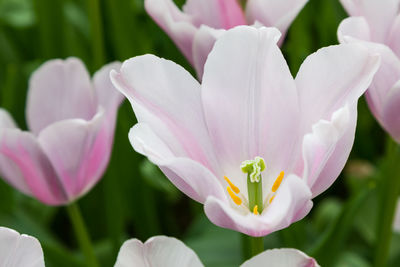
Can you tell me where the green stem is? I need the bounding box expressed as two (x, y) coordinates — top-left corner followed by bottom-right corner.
(66, 202), (99, 267)
(87, 0), (106, 70)
(374, 139), (400, 267)
(241, 235), (264, 261)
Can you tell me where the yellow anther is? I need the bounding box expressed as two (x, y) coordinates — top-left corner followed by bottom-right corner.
(227, 186), (242, 205)
(269, 195), (275, 204)
(224, 176), (240, 194)
(253, 205), (259, 215)
(272, 171), (284, 192)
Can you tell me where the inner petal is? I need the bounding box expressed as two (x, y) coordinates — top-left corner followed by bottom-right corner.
(183, 0), (246, 29)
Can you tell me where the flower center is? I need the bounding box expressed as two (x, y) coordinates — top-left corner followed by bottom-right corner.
(224, 156), (284, 215)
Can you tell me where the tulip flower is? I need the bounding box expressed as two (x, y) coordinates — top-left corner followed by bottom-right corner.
(114, 235), (319, 267)
(0, 226), (45, 267)
(145, 0), (309, 78)
(338, 0), (400, 143)
(0, 58), (123, 205)
(111, 26), (379, 236)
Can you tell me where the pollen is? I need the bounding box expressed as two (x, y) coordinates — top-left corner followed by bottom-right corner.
(227, 186), (242, 205)
(272, 171), (284, 192)
(224, 176), (240, 194)
(253, 205), (259, 215)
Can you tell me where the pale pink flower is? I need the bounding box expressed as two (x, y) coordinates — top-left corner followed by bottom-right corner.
(338, 0), (400, 142)
(0, 226), (45, 267)
(0, 58), (123, 205)
(111, 26), (379, 236)
(114, 236), (319, 267)
(145, 0), (309, 78)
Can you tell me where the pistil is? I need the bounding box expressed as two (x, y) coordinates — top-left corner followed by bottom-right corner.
(242, 157), (265, 214)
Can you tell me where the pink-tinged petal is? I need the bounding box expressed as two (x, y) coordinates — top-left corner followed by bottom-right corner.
(183, 0), (246, 29)
(111, 54), (217, 173)
(129, 123), (225, 203)
(93, 61), (123, 112)
(204, 174), (312, 237)
(337, 17), (371, 43)
(296, 43), (380, 131)
(340, 0), (400, 42)
(37, 111), (107, 202)
(115, 236), (203, 267)
(246, 0), (308, 36)
(393, 198), (400, 232)
(192, 25), (225, 80)
(241, 248), (319, 267)
(0, 108), (17, 129)
(302, 106), (356, 197)
(382, 80), (400, 142)
(0, 129), (67, 205)
(388, 14), (400, 58)
(145, 0), (197, 64)
(114, 239), (146, 267)
(0, 227), (45, 267)
(340, 37), (400, 118)
(202, 26), (300, 182)
(26, 58), (97, 135)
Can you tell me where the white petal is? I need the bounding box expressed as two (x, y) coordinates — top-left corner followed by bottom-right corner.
(111, 54), (218, 173)
(145, 0), (197, 64)
(241, 248), (319, 267)
(0, 227), (45, 267)
(202, 26), (301, 183)
(129, 123), (225, 203)
(0, 108), (17, 129)
(246, 0), (308, 36)
(296, 43), (380, 132)
(204, 174), (312, 237)
(26, 58), (97, 135)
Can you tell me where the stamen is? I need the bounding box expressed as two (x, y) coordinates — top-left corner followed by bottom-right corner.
(227, 186), (242, 205)
(253, 205), (259, 215)
(224, 176), (240, 194)
(272, 171), (284, 192)
(269, 195), (275, 204)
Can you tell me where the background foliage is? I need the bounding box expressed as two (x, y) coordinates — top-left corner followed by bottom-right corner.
(0, 0), (396, 266)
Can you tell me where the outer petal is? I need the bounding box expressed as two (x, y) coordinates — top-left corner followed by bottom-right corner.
(393, 198), (400, 232)
(0, 108), (17, 129)
(241, 248), (319, 267)
(337, 17), (371, 43)
(204, 174), (312, 237)
(26, 58), (97, 135)
(37, 111), (107, 202)
(296, 43), (380, 131)
(129, 123), (225, 203)
(202, 26), (300, 184)
(115, 236), (204, 267)
(0, 227), (45, 267)
(192, 25), (225, 80)
(114, 239), (146, 267)
(246, 0), (308, 36)
(340, 37), (400, 118)
(93, 61), (124, 112)
(111, 54), (217, 173)
(183, 0), (246, 29)
(301, 106), (355, 197)
(388, 14), (400, 58)
(340, 0), (400, 41)
(145, 0), (197, 64)
(0, 128), (67, 205)
(382, 80), (400, 142)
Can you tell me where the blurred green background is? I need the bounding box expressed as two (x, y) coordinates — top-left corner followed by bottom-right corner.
(0, 0), (397, 266)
